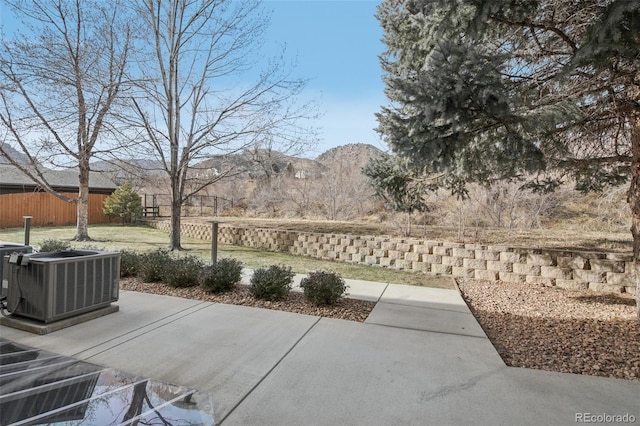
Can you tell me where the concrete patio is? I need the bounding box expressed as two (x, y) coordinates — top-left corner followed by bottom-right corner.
(1, 276), (638, 425)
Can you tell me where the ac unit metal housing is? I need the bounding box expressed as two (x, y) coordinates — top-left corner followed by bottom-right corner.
(4, 250), (120, 323)
(0, 243), (32, 299)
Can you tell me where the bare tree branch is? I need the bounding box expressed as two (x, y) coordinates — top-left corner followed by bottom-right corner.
(131, 0), (318, 249)
(0, 0), (134, 240)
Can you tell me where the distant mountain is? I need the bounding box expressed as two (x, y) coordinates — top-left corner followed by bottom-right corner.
(0, 143), (30, 165)
(88, 158), (165, 190)
(193, 149), (326, 179)
(86, 144), (384, 189)
(4, 143), (385, 179)
(90, 158), (164, 173)
(317, 143), (384, 170)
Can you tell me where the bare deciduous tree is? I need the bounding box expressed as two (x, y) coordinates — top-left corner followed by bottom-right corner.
(131, 0), (315, 249)
(283, 174), (313, 217)
(465, 182), (565, 231)
(314, 157), (374, 220)
(0, 0), (132, 240)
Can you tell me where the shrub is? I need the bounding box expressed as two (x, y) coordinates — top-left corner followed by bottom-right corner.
(138, 249), (172, 282)
(249, 264), (294, 301)
(300, 270), (348, 306)
(103, 181), (143, 224)
(119, 250), (141, 277)
(202, 258), (243, 293)
(39, 238), (71, 252)
(164, 254), (203, 288)
(78, 244), (105, 251)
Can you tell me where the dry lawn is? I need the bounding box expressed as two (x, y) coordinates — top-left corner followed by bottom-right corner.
(182, 216), (632, 253)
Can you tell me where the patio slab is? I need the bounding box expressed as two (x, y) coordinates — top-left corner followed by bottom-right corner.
(365, 301), (488, 337)
(0, 304), (119, 335)
(3, 284), (638, 426)
(379, 283), (469, 312)
(86, 301), (320, 421)
(222, 318), (639, 426)
(0, 291), (208, 357)
(222, 318), (501, 425)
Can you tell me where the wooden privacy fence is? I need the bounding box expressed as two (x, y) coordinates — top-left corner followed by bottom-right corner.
(0, 192), (111, 228)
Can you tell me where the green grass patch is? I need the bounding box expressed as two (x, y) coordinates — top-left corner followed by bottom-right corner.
(0, 224), (452, 288)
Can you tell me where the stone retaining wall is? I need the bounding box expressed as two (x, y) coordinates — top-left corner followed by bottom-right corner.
(147, 220), (635, 294)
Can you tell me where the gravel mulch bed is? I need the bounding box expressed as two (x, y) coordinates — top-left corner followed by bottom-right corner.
(119, 277), (376, 323)
(457, 278), (640, 381)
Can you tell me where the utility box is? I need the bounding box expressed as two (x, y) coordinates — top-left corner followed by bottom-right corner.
(0, 243), (32, 299)
(4, 250), (120, 323)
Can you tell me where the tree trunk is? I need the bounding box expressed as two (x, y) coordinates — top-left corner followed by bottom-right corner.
(170, 191), (182, 250)
(628, 119), (640, 321)
(634, 263), (640, 322)
(75, 163), (91, 241)
(123, 381), (148, 424)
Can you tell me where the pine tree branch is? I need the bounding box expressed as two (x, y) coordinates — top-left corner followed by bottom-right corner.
(489, 15), (578, 52)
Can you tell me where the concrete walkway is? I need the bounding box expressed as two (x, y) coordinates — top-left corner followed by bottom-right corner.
(1, 276), (638, 425)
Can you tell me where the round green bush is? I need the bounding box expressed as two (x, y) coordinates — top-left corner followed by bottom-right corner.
(119, 250), (141, 277)
(249, 264), (294, 301)
(300, 270), (348, 306)
(202, 258), (243, 293)
(138, 249), (172, 282)
(164, 255), (203, 288)
(39, 238), (71, 252)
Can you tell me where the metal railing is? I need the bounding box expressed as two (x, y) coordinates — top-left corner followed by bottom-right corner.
(142, 193), (234, 217)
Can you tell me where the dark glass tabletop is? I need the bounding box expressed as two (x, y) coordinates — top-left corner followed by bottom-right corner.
(0, 339), (215, 425)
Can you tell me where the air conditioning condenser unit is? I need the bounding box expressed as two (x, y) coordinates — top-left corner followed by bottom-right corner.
(4, 250), (120, 323)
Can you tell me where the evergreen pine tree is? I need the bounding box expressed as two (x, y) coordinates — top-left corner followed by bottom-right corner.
(103, 182), (143, 224)
(376, 0), (640, 319)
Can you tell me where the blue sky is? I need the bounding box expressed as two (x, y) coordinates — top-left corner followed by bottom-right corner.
(0, 0), (388, 157)
(264, 0), (387, 156)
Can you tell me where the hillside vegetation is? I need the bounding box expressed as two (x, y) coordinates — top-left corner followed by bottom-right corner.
(101, 144), (631, 251)
(9, 137), (628, 253)
(179, 143), (631, 252)
(91, 143), (631, 252)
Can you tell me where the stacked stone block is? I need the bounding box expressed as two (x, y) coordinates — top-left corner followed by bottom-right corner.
(144, 220), (635, 295)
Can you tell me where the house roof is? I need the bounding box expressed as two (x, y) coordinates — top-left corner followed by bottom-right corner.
(0, 164), (117, 195)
